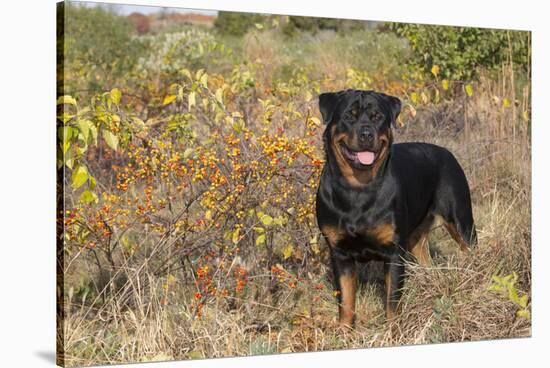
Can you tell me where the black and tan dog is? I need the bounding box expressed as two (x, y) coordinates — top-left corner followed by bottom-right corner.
(316, 89), (477, 328)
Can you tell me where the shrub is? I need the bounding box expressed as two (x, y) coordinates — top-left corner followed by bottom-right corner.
(60, 3), (145, 93)
(389, 23), (530, 80)
(214, 11), (266, 37)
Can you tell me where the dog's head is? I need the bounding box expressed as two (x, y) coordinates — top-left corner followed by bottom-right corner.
(319, 89), (401, 185)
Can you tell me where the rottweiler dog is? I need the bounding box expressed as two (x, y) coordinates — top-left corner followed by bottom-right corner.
(316, 89), (477, 328)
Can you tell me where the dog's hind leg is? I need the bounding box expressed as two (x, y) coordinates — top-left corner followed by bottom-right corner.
(407, 214), (434, 266)
(435, 192), (477, 250)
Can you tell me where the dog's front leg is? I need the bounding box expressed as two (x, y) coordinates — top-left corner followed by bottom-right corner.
(383, 250), (405, 320)
(330, 250), (357, 328)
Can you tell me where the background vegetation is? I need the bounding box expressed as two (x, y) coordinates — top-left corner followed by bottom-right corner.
(58, 4), (531, 366)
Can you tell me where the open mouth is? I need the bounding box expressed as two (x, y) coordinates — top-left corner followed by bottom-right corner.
(340, 143), (377, 166)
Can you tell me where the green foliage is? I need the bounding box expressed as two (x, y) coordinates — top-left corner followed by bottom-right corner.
(282, 15), (366, 37)
(61, 3), (145, 93)
(389, 23), (530, 80)
(488, 272), (530, 319)
(214, 11), (266, 37)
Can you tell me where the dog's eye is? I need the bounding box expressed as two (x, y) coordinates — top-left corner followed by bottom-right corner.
(350, 105), (359, 118)
(370, 111), (383, 121)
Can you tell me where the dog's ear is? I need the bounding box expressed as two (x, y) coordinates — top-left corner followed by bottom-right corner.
(319, 92), (341, 125)
(382, 93), (401, 127)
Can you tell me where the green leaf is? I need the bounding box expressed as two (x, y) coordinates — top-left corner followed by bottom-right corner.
(80, 190), (98, 204)
(255, 233), (266, 246)
(57, 95), (77, 105)
(163, 95), (177, 106)
(465, 84), (474, 97)
(71, 165), (88, 190)
(89, 124), (98, 144)
(76, 119), (93, 142)
(110, 88), (121, 104)
(102, 130), (119, 151)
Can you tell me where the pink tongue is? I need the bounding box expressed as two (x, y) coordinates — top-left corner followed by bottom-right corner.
(356, 151), (375, 165)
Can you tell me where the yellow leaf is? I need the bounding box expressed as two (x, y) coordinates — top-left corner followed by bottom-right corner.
(259, 214), (273, 226)
(503, 98), (511, 108)
(441, 79), (449, 90)
(57, 95), (77, 105)
(410, 92), (418, 104)
(516, 310), (531, 319)
(199, 73), (208, 89)
(310, 117), (321, 126)
(215, 88), (224, 105)
(110, 88), (121, 104)
(465, 84), (474, 97)
(431, 64), (440, 77)
(162, 95), (177, 105)
(180, 68), (192, 81)
(282, 244), (294, 259)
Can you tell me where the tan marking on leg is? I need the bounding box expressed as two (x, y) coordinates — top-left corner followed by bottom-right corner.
(339, 272), (357, 328)
(407, 215), (433, 266)
(409, 232), (432, 266)
(443, 221), (470, 251)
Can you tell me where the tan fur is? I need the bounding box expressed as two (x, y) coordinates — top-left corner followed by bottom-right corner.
(443, 221), (471, 251)
(320, 224), (344, 248)
(407, 215), (434, 266)
(365, 223), (395, 245)
(338, 272), (357, 328)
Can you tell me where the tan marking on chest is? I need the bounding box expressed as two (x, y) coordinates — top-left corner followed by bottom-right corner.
(320, 224), (345, 247)
(364, 223), (395, 245)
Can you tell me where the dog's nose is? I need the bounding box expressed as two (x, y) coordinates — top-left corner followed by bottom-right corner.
(359, 127), (374, 143)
